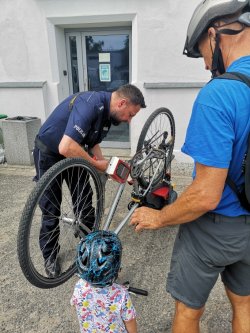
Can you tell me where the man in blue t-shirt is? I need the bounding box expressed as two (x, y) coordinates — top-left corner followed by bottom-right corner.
(33, 84), (146, 278)
(131, 1), (250, 332)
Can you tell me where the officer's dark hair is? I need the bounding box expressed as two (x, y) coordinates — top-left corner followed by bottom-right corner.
(116, 84), (146, 108)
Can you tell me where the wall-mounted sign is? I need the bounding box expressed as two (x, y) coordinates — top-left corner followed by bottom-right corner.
(99, 53), (110, 62)
(99, 64), (111, 82)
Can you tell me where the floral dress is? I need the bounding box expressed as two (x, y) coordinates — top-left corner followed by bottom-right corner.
(71, 279), (136, 333)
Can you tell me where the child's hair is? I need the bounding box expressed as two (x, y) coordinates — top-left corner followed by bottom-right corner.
(76, 230), (122, 287)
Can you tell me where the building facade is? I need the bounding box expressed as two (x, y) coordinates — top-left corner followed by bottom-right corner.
(0, 0), (210, 161)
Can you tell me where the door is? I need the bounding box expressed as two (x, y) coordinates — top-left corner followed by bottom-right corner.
(66, 30), (131, 148)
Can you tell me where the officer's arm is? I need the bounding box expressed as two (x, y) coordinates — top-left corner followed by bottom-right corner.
(90, 144), (105, 160)
(58, 135), (108, 172)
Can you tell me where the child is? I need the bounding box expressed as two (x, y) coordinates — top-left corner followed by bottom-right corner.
(71, 230), (138, 333)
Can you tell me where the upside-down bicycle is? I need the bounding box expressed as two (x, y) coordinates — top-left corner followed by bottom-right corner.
(17, 107), (176, 290)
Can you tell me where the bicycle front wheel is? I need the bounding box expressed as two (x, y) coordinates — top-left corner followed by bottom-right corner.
(17, 158), (103, 288)
(136, 107), (175, 188)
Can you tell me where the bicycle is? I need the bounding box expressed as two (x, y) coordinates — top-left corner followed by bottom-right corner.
(17, 107), (176, 290)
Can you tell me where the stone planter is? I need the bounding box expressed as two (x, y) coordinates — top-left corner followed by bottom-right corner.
(2, 116), (41, 165)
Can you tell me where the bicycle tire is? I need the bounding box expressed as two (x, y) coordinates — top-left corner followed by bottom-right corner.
(136, 107), (175, 188)
(17, 158), (104, 289)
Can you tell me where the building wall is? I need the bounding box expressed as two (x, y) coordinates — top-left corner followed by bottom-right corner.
(0, 0), (210, 161)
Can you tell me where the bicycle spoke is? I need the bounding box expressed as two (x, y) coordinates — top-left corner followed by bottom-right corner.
(135, 108), (175, 188)
(17, 158), (103, 288)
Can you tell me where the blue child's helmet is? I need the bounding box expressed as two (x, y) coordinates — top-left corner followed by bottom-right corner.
(76, 230), (122, 287)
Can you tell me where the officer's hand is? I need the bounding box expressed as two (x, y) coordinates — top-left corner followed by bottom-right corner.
(93, 159), (109, 172)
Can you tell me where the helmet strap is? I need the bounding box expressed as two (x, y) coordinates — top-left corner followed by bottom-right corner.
(211, 33), (225, 78)
(210, 25), (245, 78)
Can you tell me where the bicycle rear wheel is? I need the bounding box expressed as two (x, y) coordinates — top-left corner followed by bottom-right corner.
(136, 107), (175, 188)
(17, 158), (103, 288)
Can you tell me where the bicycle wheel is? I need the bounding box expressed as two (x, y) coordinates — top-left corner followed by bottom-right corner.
(135, 107), (175, 188)
(17, 158), (104, 289)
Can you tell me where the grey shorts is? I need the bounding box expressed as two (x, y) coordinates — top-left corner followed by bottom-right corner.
(167, 213), (250, 309)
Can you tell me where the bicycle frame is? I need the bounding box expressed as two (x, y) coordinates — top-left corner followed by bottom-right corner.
(102, 153), (165, 234)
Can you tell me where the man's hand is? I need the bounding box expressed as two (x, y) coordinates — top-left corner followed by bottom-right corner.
(94, 159), (109, 173)
(130, 207), (163, 232)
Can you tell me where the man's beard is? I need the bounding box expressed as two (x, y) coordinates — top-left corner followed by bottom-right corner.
(110, 113), (121, 126)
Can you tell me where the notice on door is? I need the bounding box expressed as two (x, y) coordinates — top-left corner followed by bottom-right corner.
(99, 53), (110, 62)
(99, 64), (111, 82)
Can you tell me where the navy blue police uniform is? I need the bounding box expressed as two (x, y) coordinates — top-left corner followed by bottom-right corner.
(33, 91), (112, 261)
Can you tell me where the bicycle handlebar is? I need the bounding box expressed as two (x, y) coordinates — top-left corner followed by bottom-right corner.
(128, 286), (148, 296)
(123, 281), (148, 296)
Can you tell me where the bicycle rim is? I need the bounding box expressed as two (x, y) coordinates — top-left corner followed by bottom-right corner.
(17, 158), (103, 288)
(136, 108), (175, 188)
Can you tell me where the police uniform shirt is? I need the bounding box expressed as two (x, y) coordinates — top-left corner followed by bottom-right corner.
(38, 91), (112, 154)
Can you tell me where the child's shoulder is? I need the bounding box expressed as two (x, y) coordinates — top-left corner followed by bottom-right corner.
(110, 282), (129, 295)
(74, 278), (91, 289)
(112, 282), (126, 290)
(74, 279), (129, 296)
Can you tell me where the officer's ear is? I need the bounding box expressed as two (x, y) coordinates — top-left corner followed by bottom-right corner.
(118, 98), (127, 108)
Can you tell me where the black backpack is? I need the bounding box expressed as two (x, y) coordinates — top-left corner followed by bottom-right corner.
(215, 72), (250, 211)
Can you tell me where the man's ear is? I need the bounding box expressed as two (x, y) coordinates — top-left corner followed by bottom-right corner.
(208, 27), (216, 40)
(118, 99), (126, 107)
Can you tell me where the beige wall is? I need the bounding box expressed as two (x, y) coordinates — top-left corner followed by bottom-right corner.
(0, 0), (210, 161)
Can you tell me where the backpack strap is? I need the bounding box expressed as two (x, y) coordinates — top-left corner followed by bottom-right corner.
(215, 72), (250, 205)
(69, 92), (85, 111)
(216, 71), (250, 87)
(226, 174), (242, 201)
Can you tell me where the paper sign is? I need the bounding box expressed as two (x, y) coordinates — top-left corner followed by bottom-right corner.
(99, 53), (110, 62)
(99, 64), (111, 82)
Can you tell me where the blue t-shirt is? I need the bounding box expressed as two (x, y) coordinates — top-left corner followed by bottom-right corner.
(182, 56), (250, 216)
(38, 91), (111, 153)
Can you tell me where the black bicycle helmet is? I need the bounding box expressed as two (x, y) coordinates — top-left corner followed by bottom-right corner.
(76, 230), (122, 287)
(183, 0), (250, 58)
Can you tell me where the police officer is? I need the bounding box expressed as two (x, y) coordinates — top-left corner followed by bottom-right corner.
(34, 84), (146, 278)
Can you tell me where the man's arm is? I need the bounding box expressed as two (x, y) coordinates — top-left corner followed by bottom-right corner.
(89, 144), (105, 160)
(130, 162), (228, 231)
(58, 135), (108, 172)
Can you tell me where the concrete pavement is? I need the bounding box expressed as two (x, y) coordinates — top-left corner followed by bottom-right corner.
(0, 161), (233, 333)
